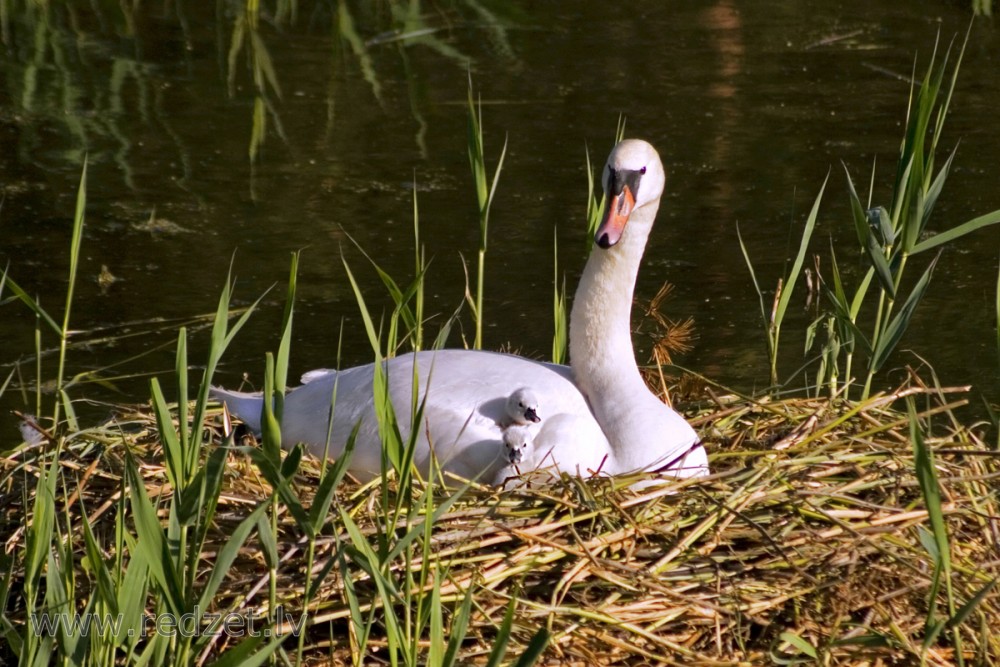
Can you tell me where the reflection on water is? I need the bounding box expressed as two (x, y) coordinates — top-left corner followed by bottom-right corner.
(1, 1), (999, 449)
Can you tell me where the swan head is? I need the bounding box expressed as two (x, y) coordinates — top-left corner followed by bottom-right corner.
(505, 387), (541, 425)
(596, 139), (665, 249)
(502, 426), (534, 464)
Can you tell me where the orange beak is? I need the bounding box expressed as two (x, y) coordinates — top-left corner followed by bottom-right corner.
(595, 184), (636, 249)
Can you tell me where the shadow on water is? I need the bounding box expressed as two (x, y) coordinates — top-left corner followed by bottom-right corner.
(1, 0), (999, 450)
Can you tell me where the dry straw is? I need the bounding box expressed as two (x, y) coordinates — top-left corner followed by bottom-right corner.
(3, 372), (997, 666)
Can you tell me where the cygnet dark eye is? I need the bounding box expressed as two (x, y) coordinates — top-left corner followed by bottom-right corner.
(640, 166), (647, 174)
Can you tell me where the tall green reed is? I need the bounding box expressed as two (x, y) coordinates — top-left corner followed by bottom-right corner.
(908, 397), (997, 666)
(829, 32), (1000, 400)
(748, 32), (1000, 399)
(466, 77), (507, 350)
(4, 160), (87, 429)
(740, 177), (826, 389)
(551, 229), (568, 364)
(335, 174), (547, 666)
(7, 229), (292, 665)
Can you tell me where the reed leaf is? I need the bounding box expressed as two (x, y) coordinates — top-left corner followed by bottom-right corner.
(910, 208), (1000, 255)
(736, 223), (769, 351)
(844, 163), (870, 249)
(949, 578), (998, 630)
(484, 595), (519, 667)
(909, 399), (951, 571)
(115, 539), (148, 648)
(442, 582), (477, 667)
(2, 276), (61, 337)
(552, 228), (567, 364)
(208, 631), (287, 667)
(197, 501), (271, 614)
(915, 145), (958, 247)
(776, 631), (818, 660)
(870, 252), (939, 372)
(78, 497), (118, 619)
(864, 232), (896, 298)
(124, 450), (184, 616)
(428, 572), (445, 666)
(511, 629), (550, 667)
(24, 450), (58, 591)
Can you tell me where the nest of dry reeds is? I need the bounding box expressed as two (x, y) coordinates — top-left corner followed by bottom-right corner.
(3, 376), (999, 666)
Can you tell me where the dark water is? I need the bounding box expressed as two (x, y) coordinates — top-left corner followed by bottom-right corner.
(2, 2), (999, 449)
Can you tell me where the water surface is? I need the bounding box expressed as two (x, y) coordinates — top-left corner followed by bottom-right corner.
(2, 1), (998, 448)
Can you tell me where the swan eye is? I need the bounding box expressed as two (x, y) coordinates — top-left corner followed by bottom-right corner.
(640, 166), (647, 175)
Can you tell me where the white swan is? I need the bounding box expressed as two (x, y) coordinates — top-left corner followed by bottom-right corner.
(499, 388), (541, 465)
(211, 139), (708, 483)
(502, 424), (535, 465)
(502, 387), (541, 427)
(493, 389), (540, 486)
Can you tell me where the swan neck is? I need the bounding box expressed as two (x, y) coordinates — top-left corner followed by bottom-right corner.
(570, 201), (658, 397)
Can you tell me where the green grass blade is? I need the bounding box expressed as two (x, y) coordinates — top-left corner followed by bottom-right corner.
(778, 631), (818, 659)
(486, 134), (508, 215)
(908, 398), (951, 570)
(308, 421), (359, 533)
(910, 208), (1000, 255)
(890, 155), (916, 229)
(207, 632), (288, 667)
(484, 595), (519, 667)
(197, 500), (270, 614)
(25, 451), (58, 590)
(275, 250), (300, 420)
(175, 328), (190, 469)
(385, 481), (472, 563)
(849, 268), (875, 320)
(194, 444), (229, 561)
(62, 156), (86, 339)
(124, 450), (185, 615)
(339, 508), (404, 654)
(428, 573), (444, 666)
(150, 378), (184, 495)
(342, 254), (382, 355)
(335, 533), (370, 660)
(3, 275), (61, 336)
(78, 497), (118, 617)
(244, 446), (310, 532)
(116, 547), (149, 648)
(864, 233), (896, 299)
(736, 223), (769, 337)
(948, 578), (998, 630)
(511, 628), (550, 667)
(551, 229), (567, 364)
(774, 174), (830, 327)
(0, 551), (21, 658)
(256, 509), (279, 575)
(843, 163), (870, 249)
(915, 145), (957, 246)
(260, 353), (283, 460)
(870, 253), (939, 372)
(442, 582), (477, 667)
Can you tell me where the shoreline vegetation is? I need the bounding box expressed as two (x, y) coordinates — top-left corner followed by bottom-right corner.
(4, 33), (1000, 667)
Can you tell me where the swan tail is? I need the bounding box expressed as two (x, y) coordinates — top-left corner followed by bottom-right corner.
(209, 386), (264, 434)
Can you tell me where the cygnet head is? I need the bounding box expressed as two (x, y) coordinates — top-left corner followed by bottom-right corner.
(505, 387), (541, 425)
(503, 426), (534, 464)
(595, 139), (666, 249)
